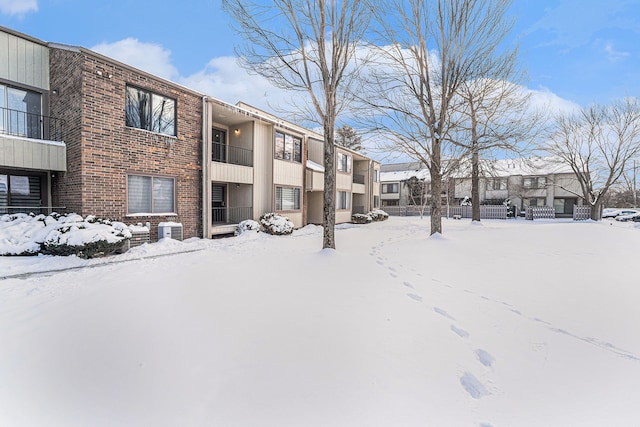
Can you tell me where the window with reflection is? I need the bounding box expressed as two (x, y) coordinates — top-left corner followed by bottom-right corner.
(0, 84), (42, 139)
(125, 85), (176, 136)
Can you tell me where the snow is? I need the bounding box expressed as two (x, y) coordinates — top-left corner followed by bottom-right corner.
(1, 216), (640, 426)
(306, 159), (325, 172)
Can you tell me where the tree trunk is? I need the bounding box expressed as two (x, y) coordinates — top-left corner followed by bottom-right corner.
(590, 201), (602, 221)
(430, 141), (442, 235)
(471, 141), (480, 221)
(322, 116), (336, 249)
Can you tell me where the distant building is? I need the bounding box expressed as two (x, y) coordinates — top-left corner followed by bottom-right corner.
(380, 157), (584, 217)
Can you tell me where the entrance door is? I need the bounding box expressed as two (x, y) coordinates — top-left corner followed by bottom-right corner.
(212, 184), (226, 223)
(212, 128), (227, 162)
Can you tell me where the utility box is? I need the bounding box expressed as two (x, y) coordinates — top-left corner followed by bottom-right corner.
(158, 222), (183, 241)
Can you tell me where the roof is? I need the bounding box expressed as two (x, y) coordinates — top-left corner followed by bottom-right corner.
(381, 156), (575, 182)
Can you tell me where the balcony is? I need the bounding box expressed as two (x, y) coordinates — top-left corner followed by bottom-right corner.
(212, 206), (253, 225)
(353, 174), (365, 184)
(212, 141), (253, 167)
(1, 107), (64, 142)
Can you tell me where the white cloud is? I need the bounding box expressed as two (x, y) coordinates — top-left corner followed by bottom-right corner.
(91, 38), (179, 81)
(526, 86), (581, 116)
(178, 56), (290, 113)
(90, 38), (290, 114)
(603, 42), (630, 62)
(0, 0), (37, 16)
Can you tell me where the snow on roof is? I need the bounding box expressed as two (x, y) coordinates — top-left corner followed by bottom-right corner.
(380, 168), (430, 182)
(381, 156), (574, 182)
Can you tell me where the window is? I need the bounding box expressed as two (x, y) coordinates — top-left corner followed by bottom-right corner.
(523, 177), (546, 189)
(0, 83), (42, 139)
(487, 178), (507, 190)
(275, 186), (300, 211)
(128, 175), (175, 214)
(125, 85), (176, 136)
(274, 131), (302, 162)
(337, 152), (352, 173)
(374, 195), (380, 208)
(0, 174), (42, 212)
(374, 170), (379, 182)
(337, 191), (351, 210)
(382, 183), (399, 193)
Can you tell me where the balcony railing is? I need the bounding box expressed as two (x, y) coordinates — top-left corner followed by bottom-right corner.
(0, 107), (64, 142)
(353, 174), (365, 184)
(212, 206), (253, 224)
(212, 142), (253, 167)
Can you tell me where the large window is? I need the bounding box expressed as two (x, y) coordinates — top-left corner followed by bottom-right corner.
(276, 186), (300, 211)
(0, 84), (42, 139)
(337, 191), (351, 210)
(337, 152), (352, 173)
(523, 177), (546, 189)
(274, 131), (302, 162)
(128, 174), (175, 214)
(382, 183), (399, 193)
(125, 85), (176, 136)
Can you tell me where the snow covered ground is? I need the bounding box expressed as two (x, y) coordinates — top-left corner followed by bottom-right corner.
(1, 217), (639, 426)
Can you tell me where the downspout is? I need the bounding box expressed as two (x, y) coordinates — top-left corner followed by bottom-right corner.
(202, 96), (210, 239)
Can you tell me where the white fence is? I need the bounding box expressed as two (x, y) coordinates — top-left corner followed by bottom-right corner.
(384, 205), (508, 219)
(525, 206), (555, 220)
(573, 205), (591, 220)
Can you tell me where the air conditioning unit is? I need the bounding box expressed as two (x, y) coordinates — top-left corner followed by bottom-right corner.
(158, 222), (183, 241)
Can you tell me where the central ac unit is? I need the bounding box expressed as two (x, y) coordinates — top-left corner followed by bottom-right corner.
(158, 222), (183, 241)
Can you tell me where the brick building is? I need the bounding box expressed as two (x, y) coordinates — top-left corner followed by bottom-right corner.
(48, 43), (203, 239)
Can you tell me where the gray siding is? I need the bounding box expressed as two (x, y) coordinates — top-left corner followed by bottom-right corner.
(0, 30), (49, 90)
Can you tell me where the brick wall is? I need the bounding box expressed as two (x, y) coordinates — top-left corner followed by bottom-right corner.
(49, 47), (203, 240)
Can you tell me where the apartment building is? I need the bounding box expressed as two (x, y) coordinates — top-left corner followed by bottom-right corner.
(1, 26), (381, 240)
(381, 157), (583, 217)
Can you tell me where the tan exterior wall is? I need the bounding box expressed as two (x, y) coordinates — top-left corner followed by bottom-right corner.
(253, 121), (273, 218)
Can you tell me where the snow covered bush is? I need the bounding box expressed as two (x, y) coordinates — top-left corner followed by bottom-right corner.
(368, 209), (389, 221)
(259, 212), (294, 235)
(235, 219), (261, 236)
(351, 213), (372, 224)
(0, 212), (131, 258)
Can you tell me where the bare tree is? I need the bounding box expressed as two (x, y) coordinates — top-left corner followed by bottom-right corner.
(402, 175), (429, 218)
(450, 74), (543, 221)
(335, 124), (363, 151)
(361, 0), (517, 235)
(222, 0), (372, 249)
(546, 97), (640, 220)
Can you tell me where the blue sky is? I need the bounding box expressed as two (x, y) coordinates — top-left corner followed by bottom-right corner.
(1, 0), (639, 114)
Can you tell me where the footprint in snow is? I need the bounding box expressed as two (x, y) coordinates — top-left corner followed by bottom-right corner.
(407, 293), (422, 302)
(402, 281), (414, 289)
(460, 372), (490, 399)
(475, 349), (495, 367)
(434, 307), (456, 321)
(450, 325), (469, 338)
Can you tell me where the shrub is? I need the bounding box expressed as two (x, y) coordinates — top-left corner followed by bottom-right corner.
(0, 212), (131, 258)
(368, 209), (389, 221)
(259, 212), (294, 235)
(351, 213), (372, 224)
(235, 219), (261, 236)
